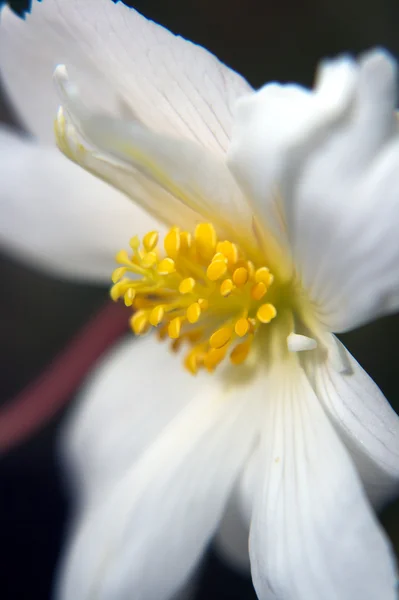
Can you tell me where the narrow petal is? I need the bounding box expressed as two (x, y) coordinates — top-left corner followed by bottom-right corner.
(57, 369), (260, 600)
(227, 55), (357, 247)
(0, 0), (251, 152)
(61, 335), (208, 505)
(304, 336), (399, 508)
(53, 70), (252, 240)
(0, 127), (159, 282)
(284, 50), (399, 331)
(250, 361), (398, 600)
(214, 481), (251, 574)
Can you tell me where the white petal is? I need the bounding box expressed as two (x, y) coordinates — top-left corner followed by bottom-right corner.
(0, 0), (251, 152)
(57, 370), (260, 600)
(305, 335), (399, 508)
(285, 50), (399, 331)
(0, 127), (160, 282)
(61, 335), (209, 505)
(214, 480), (251, 574)
(227, 55), (357, 248)
(250, 362), (398, 600)
(53, 71), (251, 239)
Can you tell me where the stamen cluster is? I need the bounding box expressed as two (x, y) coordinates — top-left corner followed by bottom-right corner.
(111, 223), (277, 373)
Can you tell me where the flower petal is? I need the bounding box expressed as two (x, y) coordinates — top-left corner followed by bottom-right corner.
(53, 69), (251, 240)
(227, 55), (357, 247)
(304, 336), (399, 508)
(250, 361), (398, 600)
(61, 335), (208, 505)
(0, 0), (251, 152)
(0, 127), (159, 282)
(283, 50), (399, 331)
(214, 481), (251, 574)
(57, 366), (260, 600)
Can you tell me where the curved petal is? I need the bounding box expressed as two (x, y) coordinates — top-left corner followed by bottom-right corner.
(304, 336), (399, 508)
(61, 335), (210, 505)
(0, 127), (159, 282)
(0, 0), (252, 152)
(284, 50), (399, 331)
(214, 483), (251, 574)
(249, 361), (398, 600)
(214, 441), (261, 574)
(56, 369), (260, 600)
(227, 55), (357, 248)
(53, 74), (251, 240)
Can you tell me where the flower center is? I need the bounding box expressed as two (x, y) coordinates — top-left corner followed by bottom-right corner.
(111, 223), (278, 374)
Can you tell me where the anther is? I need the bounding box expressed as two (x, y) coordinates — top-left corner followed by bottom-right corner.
(230, 338), (252, 364)
(210, 326), (232, 349)
(168, 317), (182, 339)
(124, 288), (136, 307)
(251, 281), (267, 301)
(111, 266), (127, 283)
(257, 303), (277, 324)
(143, 231), (159, 252)
(207, 260), (228, 281)
(179, 278), (195, 294)
(150, 305), (165, 326)
(157, 257), (176, 275)
(164, 227), (180, 258)
(232, 267), (248, 287)
(131, 310), (149, 335)
(255, 267), (273, 286)
(220, 279), (234, 297)
(195, 223), (217, 259)
(235, 318), (250, 337)
(141, 251), (157, 268)
(187, 302), (201, 324)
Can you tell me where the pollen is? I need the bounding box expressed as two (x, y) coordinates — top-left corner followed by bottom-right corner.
(111, 223), (277, 374)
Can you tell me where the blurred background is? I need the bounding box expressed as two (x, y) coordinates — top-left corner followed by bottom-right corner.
(1, 0), (399, 598)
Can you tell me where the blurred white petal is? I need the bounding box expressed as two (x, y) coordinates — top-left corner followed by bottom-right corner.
(250, 362), (398, 600)
(305, 336), (399, 507)
(62, 335), (212, 505)
(57, 373), (260, 600)
(227, 55), (357, 248)
(0, 127), (158, 281)
(290, 50), (399, 331)
(53, 73), (251, 235)
(0, 0), (251, 152)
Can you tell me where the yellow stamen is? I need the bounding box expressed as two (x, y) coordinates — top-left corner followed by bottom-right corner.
(124, 288), (136, 307)
(131, 310), (149, 335)
(232, 267), (248, 287)
(195, 223), (217, 259)
(111, 223), (278, 374)
(186, 302), (201, 323)
(207, 260), (228, 281)
(168, 317), (182, 339)
(255, 266), (273, 286)
(251, 281), (267, 301)
(164, 227), (180, 258)
(143, 231), (159, 252)
(150, 305), (165, 326)
(158, 257), (176, 275)
(179, 277), (196, 294)
(235, 317), (250, 337)
(210, 326), (232, 349)
(257, 303), (277, 324)
(220, 279), (234, 297)
(230, 338), (252, 365)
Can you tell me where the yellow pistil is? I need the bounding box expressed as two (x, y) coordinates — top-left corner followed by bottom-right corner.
(111, 223), (278, 374)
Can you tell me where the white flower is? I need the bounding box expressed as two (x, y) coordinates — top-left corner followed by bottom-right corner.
(1, 2), (399, 600)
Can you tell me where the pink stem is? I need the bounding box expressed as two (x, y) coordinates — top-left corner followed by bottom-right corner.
(0, 301), (129, 455)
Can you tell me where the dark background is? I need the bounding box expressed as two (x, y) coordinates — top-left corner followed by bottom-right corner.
(1, 0), (399, 598)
